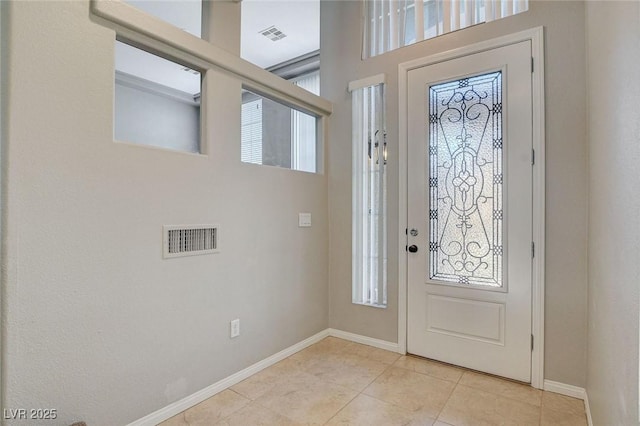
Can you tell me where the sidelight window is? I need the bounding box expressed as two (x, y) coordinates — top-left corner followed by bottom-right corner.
(350, 75), (387, 307)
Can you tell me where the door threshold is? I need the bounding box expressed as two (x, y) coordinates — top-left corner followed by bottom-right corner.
(405, 352), (532, 387)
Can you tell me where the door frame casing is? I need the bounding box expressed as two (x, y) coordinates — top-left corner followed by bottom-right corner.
(397, 27), (546, 389)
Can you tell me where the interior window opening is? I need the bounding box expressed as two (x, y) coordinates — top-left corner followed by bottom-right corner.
(114, 40), (202, 153)
(241, 81), (319, 173)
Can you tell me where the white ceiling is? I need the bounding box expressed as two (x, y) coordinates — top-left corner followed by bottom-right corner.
(125, 0), (202, 37)
(117, 0), (319, 95)
(115, 41), (202, 95)
(241, 0), (320, 69)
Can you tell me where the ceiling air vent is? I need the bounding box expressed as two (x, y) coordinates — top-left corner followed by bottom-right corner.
(181, 66), (200, 75)
(163, 225), (219, 259)
(259, 25), (287, 41)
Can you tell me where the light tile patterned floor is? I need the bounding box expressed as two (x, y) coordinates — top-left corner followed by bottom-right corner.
(159, 337), (588, 426)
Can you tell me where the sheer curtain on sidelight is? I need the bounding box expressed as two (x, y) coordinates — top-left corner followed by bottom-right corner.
(350, 76), (387, 308)
(363, 0), (529, 58)
(291, 71), (320, 173)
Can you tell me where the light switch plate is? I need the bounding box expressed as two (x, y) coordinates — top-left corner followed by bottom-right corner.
(298, 213), (312, 227)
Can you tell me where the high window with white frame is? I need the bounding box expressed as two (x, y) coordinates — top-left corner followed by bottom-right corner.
(350, 76), (387, 307)
(363, 0), (529, 58)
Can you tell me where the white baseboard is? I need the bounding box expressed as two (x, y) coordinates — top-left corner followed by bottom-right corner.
(132, 330), (600, 426)
(543, 380), (592, 426)
(328, 328), (401, 353)
(127, 329), (330, 426)
(584, 391), (593, 426)
(543, 379), (586, 400)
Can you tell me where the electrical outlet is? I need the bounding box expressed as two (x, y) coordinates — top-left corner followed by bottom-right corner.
(230, 319), (240, 338)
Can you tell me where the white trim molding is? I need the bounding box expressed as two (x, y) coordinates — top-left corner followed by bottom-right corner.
(127, 329), (330, 426)
(347, 73), (387, 93)
(126, 328), (402, 425)
(584, 391), (594, 426)
(543, 379), (587, 400)
(328, 328), (401, 353)
(115, 70), (199, 106)
(397, 27), (546, 389)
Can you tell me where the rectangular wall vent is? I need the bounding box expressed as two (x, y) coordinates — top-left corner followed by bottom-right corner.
(163, 225), (219, 259)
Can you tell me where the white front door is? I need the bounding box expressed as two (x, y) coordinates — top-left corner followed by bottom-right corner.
(407, 41), (533, 382)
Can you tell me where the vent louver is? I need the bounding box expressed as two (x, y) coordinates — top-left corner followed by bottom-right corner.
(259, 26), (287, 41)
(163, 225), (219, 258)
(181, 66), (199, 75)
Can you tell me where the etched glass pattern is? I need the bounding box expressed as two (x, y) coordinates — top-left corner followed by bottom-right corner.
(428, 71), (503, 287)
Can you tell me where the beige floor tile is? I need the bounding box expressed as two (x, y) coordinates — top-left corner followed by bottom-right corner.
(540, 392), (587, 426)
(394, 356), (464, 383)
(458, 371), (542, 407)
(438, 384), (540, 426)
(231, 357), (307, 400)
(363, 366), (455, 415)
(254, 373), (358, 425)
(326, 394), (436, 426)
(215, 401), (301, 426)
(160, 339), (588, 426)
(343, 343), (402, 365)
(183, 390), (251, 426)
(157, 412), (187, 426)
(542, 391), (585, 415)
(289, 339), (355, 369)
(303, 352), (389, 392)
(540, 406), (588, 426)
(292, 337), (354, 359)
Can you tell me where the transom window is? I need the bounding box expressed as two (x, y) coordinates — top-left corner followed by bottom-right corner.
(364, 0), (529, 58)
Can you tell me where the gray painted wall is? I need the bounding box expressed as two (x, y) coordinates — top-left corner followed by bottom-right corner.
(585, 2), (640, 424)
(1, 2), (328, 424)
(115, 82), (200, 153)
(322, 1), (589, 387)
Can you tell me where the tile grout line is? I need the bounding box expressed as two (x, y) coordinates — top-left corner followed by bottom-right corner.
(538, 393), (544, 426)
(321, 352), (400, 425)
(283, 338), (381, 425)
(320, 385), (360, 425)
(364, 356), (463, 422)
(250, 395), (300, 425)
(362, 356), (460, 424)
(454, 382), (543, 408)
(433, 374), (460, 424)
